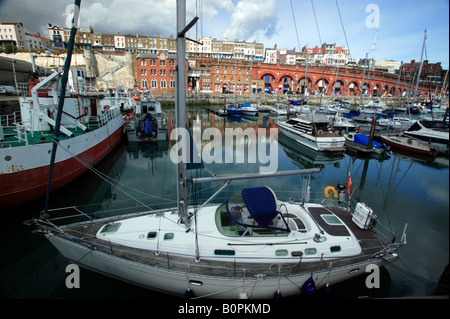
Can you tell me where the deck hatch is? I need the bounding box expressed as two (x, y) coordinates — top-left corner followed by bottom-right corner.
(100, 222), (121, 233)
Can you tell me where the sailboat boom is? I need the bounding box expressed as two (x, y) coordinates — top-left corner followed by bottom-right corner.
(190, 168), (321, 184)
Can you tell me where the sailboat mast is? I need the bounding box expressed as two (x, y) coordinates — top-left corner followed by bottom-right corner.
(43, 0), (81, 217)
(175, 0), (199, 227)
(412, 30), (427, 102)
(175, 0), (189, 226)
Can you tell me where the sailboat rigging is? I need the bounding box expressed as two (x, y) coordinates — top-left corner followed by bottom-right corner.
(29, 0), (406, 299)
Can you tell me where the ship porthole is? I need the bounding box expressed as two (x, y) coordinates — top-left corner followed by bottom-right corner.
(4, 155), (12, 161)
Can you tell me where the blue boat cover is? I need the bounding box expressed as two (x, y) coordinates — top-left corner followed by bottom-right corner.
(354, 133), (383, 149)
(144, 118), (153, 135)
(288, 99), (306, 106)
(224, 187), (290, 232)
(242, 187), (278, 228)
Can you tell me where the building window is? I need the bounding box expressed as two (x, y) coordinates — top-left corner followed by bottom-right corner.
(151, 79), (157, 88)
(141, 78), (148, 88)
(161, 79), (167, 88)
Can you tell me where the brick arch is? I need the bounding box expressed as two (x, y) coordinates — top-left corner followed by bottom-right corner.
(389, 86), (396, 96)
(372, 82), (383, 96)
(330, 79), (345, 95)
(297, 76), (313, 94)
(347, 81), (359, 96)
(314, 77), (330, 94)
(259, 72), (277, 92)
(361, 82), (371, 95)
(278, 74), (295, 92)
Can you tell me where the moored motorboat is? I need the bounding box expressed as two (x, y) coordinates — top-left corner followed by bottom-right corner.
(379, 135), (438, 158)
(125, 97), (168, 142)
(344, 132), (390, 158)
(276, 114), (346, 153)
(238, 103), (258, 116)
(401, 119), (449, 154)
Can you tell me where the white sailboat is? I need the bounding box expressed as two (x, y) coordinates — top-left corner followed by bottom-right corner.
(30, 0), (406, 299)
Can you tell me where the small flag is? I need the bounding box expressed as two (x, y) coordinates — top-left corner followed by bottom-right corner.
(347, 173), (352, 194)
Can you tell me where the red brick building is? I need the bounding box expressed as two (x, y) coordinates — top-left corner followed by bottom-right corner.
(136, 51), (177, 94)
(136, 54), (437, 97)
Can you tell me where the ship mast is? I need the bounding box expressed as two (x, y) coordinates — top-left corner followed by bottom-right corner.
(43, 0), (81, 217)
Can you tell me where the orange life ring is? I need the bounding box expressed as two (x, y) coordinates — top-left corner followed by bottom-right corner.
(104, 105), (110, 111)
(324, 186), (338, 198)
(83, 106), (89, 115)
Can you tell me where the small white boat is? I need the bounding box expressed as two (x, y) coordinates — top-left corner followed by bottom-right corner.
(270, 103), (287, 115)
(238, 103), (258, 116)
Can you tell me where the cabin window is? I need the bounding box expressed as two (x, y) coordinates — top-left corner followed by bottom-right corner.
(147, 231), (157, 239)
(330, 246), (341, 253)
(100, 222), (121, 233)
(164, 233), (174, 240)
(214, 249), (235, 256)
(276, 250), (288, 256)
(304, 248), (317, 255)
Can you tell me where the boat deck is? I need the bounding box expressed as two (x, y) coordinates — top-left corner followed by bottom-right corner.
(49, 205), (389, 278)
(1, 120), (105, 148)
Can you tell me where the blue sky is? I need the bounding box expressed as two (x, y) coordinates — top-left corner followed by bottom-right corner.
(1, 0), (448, 68)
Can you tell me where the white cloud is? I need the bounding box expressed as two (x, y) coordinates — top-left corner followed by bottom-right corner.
(224, 0), (278, 41)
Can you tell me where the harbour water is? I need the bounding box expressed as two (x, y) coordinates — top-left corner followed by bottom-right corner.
(0, 108), (448, 300)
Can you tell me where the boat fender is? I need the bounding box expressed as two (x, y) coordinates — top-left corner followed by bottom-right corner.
(274, 289), (282, 299)
(239, 290), (249, 299)
(184, 288), (194, 299)
(324, 186), (338, 198)
(104, 105), (110, 111)
(301, 276), (316, 295)
(322, 283), (331, 298)
(83, 106), (89, 115)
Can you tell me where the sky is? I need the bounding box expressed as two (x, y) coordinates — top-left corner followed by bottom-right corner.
(0, 0), (448, 68)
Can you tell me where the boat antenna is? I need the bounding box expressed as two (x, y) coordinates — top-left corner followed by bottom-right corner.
(175, 0), (199, 227)
(42, 0), (81, 218)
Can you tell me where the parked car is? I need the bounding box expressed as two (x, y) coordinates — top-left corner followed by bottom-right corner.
(223, 90), (233, 94)
(0, 85), (18, 96)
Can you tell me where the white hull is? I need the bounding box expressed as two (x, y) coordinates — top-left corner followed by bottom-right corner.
(48, 234), (395, 299)
(277, 122), (345, 152)
(240, 110), (258, 116)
